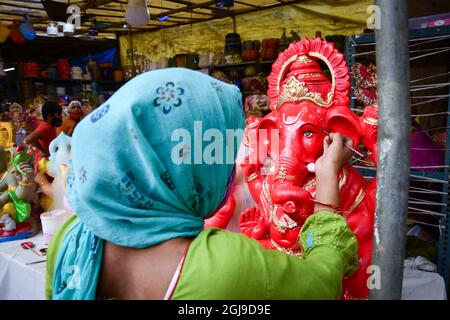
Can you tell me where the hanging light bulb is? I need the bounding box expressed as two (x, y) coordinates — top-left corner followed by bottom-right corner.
(126, 0), (150, 26)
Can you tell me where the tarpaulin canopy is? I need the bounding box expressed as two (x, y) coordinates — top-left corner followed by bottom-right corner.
(119, 0), (373, 64)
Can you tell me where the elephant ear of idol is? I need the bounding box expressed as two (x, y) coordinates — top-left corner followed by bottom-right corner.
(326, 105), (362, 151)
(267, 37), (361, 144)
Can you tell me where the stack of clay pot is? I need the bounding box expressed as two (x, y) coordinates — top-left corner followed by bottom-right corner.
(225, 33), (242, 55)
(241, 40), (261, 62)
(23, 62), (39, 78)
(56, 58), (71, 79)
(261, 38), (279, 61)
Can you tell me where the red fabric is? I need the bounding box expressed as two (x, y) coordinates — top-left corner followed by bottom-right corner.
(35, 120), (56, 155)
(204, 195), (236, 229)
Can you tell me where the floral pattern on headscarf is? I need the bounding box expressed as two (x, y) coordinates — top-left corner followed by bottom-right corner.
(153, 81), (185, 114)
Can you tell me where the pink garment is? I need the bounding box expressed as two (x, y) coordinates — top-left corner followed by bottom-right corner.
(411, 128), (444, 171)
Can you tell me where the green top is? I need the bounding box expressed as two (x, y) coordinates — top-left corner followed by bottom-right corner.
(45, 214), (78, 300)
(46, 211), (358, 300)
(172, 211), (358, 299)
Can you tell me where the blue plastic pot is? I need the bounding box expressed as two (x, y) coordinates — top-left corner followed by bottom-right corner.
(19, 16), (36, 41)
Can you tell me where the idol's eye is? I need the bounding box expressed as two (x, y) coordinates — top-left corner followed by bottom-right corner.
(303, 130), (314, 137)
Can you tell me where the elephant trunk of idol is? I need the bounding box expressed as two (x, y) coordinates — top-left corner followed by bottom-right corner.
(270, 142), (314, 223)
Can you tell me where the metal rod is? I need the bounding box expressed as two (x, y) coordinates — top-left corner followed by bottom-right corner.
(422, 126), (450, 133)
(411, 83), (450, 92)
(409, 197), (447, 207)
(410, 189), (447, 195)
(351, 34), (450, 47)
(353, 47), (450, 58)
(410, 186), (447, 195)
(370, 0), (411, 300)
(411, 111), (450, 117)
(408, 206), (446, 216)
(409, 175), (448, 184)
(410, 165), (449, 169)
(411, 97), (449, 107)
(352, 166), (449, 184)
(408, 219), (444, 229)
(410, 47), (450, 61)
(411, 71), (450, 83)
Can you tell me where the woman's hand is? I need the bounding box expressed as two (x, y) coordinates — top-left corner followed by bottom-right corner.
(314, 133), (353, 213)
(315, 133), (353, 180)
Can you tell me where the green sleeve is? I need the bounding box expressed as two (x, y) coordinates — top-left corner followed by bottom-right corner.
(172, 211), (358, 300)
(45, 214), (78, 300)
(299, 211), (359, 277)
(266, 211), (359, 299)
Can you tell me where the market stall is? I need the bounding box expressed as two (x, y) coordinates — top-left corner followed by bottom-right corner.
(0, 0), (449, 301)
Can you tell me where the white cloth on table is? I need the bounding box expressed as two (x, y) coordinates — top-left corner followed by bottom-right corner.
(0, 232), (47, 300)
(402, 256), (447, 300)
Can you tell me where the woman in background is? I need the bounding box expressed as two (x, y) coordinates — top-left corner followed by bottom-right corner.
(56, 100), (83, 137)
(81, 99), (94, 117)
(24, 101), (61, 162)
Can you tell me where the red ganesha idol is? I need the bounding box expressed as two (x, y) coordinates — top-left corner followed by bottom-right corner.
(239, 37), (379, 299)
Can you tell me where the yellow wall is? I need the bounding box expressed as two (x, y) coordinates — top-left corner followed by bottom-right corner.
(119, 0), (373, 65)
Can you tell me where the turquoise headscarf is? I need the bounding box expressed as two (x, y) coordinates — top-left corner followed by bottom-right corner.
(52, 68), (244, 299)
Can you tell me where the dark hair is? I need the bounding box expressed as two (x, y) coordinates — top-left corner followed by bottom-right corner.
(42, 101), (62, 120)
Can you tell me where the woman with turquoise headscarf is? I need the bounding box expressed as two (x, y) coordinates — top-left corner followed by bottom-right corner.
(46, 68), (358, 300)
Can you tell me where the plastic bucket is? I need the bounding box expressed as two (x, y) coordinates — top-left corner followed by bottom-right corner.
(41, 210), (71, 244)
(0, 24), (11, 43)
(23, 62), (39, 78)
